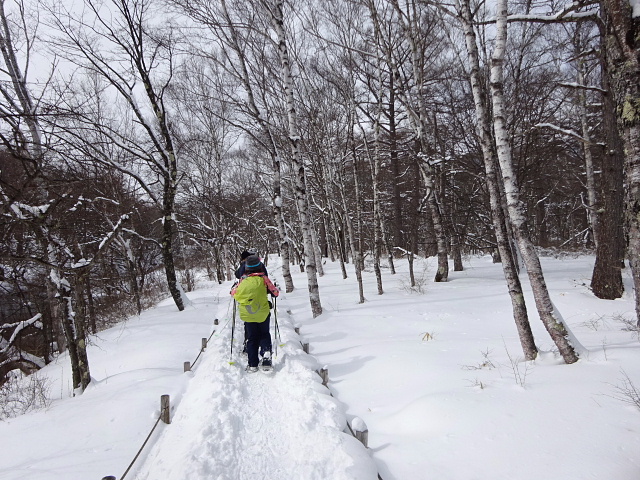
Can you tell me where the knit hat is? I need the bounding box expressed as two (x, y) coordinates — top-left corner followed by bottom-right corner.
(245, 254), (262, 269)
(240, 250), (252, 261)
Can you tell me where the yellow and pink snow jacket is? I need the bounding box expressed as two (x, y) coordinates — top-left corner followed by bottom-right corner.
(231, 273), (279, 323)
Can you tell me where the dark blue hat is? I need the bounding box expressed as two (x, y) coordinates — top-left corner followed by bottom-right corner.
(245, 254), (262, 269)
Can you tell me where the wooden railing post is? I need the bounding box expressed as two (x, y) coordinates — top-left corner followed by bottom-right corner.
(161, 395), (171, 424)
(302, 342), (309, 353)
(351, 417), (368, 448)
(355, 428), (369, 448)
(201, 337), (207, 350)
(318, 367), (329, 386)
(183, 361), (191, 372)
(214, 318), (219, 325)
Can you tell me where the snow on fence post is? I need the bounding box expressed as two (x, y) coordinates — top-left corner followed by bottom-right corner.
(161, 395), (171, 424)
(201, 337), (207, 350)
(183, 361), (191, 372)
(351, 417), (368, 448)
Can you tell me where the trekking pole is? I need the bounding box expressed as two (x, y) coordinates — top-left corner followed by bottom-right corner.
(230, 299), (236, 362)
(273, 297), (280, 357)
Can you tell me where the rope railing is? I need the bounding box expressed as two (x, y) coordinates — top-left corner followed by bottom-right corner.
(100, 318), (218, 480)
(102, 315), (383, 479)
(184, 321), (219, 372)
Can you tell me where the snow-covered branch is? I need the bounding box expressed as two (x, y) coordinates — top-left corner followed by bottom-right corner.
(534, 123), (591, 144)
(0, 314), (43, 355)
(559, 82), (608, 94)
(121, 228), (161, 247)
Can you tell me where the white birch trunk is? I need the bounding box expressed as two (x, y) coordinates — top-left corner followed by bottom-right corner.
(576, 59), (599, 247)
(458, 0), (538, 361)
(323, 161), (348, 279)
(273, 179), (295, 293)
(269, 0), (322, 316)
(489, 0), (577, 363)
(364, 1), (386, 296)
(215, 0), (295, 293)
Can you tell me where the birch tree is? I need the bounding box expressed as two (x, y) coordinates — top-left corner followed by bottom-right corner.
(264, 0), (322, 315)
(388, 0), (450, 282)
(455, 0), (537, 360)
(0, 0), (63, 374)
(308, 2), (369, 301)
(46, 0), (188, 312)
(171, 0), (303, 295)
(478, 0), (578, 363)
(571, 27), (600, 248)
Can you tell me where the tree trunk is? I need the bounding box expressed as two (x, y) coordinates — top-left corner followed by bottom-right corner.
(339, 144), (365, 303)
(591, 6), (626, 300)
(382, 210), (396, 275)
(54, 268), (91, 393)
(389, 78), (404, 250)
(270, 0), (322, 316)
(161, 196), (185, 311)
(272, 161), (295, 293)
(488, 0), (577, 363)
(459, 0), (538, 361)
(600, 0), (640, 324)
(128, 255), (142, 315)
(363, 1), (386, 296)
(372, 135), (384, 295)
(309, 205), (324, 277)
(451, 235), (464, 272)
(73, 272), (91, 391)
(389, 0), (449, 283)
(419, 162), (449, 282)
(323, 162), (348, 279)
(575, 45), (599, 247)
(590, 101), (625, 298)
(352, 148), (366, 304)
(85, 275), (97, 334)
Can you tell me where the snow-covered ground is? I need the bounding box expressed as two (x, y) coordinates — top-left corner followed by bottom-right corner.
(1, 254), (639, 480)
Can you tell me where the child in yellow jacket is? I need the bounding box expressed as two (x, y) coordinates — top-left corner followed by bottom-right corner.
(231, 255), (279, 372)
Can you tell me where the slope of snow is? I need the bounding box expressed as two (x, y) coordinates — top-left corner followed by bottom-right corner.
(0, 254), (639, 480)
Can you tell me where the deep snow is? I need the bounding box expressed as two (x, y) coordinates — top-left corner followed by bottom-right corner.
(1, 254), (639, 480)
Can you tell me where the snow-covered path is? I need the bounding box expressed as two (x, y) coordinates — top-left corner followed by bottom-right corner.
(133, 294), (378, 480)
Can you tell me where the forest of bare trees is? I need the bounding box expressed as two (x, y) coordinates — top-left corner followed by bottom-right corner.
(1, 0), (638, 392)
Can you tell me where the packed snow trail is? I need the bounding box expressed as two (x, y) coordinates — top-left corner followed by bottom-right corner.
(132, 295), (377, 480)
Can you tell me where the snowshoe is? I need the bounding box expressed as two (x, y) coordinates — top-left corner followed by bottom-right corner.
(260, 352), (273, 373)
